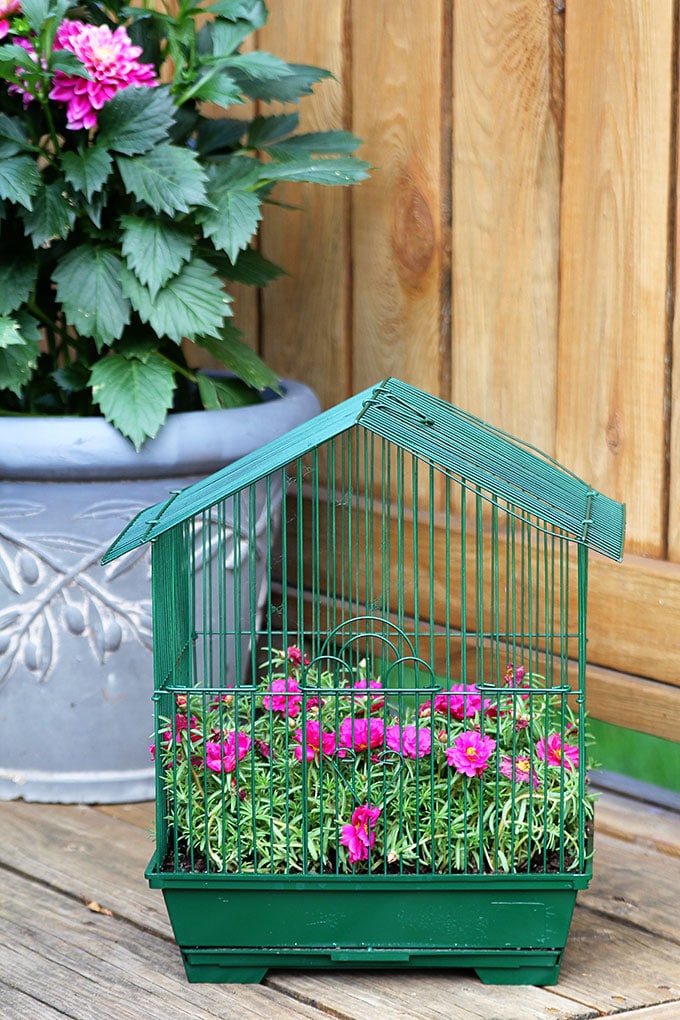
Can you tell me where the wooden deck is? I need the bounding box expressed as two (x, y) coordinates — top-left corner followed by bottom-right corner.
(1, 790), (679, 1020)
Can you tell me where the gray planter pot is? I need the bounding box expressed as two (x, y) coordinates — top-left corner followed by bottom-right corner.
(0, 380), (320, 803)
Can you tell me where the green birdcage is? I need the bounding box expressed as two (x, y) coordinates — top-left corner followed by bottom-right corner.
(104, 378), (625, 986)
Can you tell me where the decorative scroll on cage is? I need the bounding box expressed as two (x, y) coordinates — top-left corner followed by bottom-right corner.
(115, 380), (625, 883)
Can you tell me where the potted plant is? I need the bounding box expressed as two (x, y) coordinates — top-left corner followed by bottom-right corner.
(0, 0), (368, 802)
(148, 645), (595, 985)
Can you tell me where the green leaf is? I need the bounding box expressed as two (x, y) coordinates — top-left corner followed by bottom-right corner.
(0, 316), (22, 348)
(234, 63), (332, 103)
(116, 143), (208, 214)
(259, 155), (370, 187)
(246, 112), (299, 148)
(190, 70), (242, 108)
(48, 50), (93, 78)
(98, 85), (175, 156)
(20, 0), (51, 32)
(265, 130), (363, 157)
(53, 245), (130, 347)
(0, 258), (37, 315)
(0, 114), (30, 158)
(215, 246), (284, 286)
(0, 155), (41, 210)
(223, 51), (292, 81)
(53, 361), (89, 394)
(197, 372), (261, 410)
(0, 43), (42, 72)
(195, 328), (280, 391)
(196, 117), (247, 155)
(120, 216), (193, 300)
(121, 258), (230, 343)
(0, 335), (39, 396)
(90, 352), (176, 450)
(203, 0), (266, 26)
(210, 17), (256, 56)
(197, 187), (261, 262)
(62, 145), (113, 201)
(23, 181), (76, 247)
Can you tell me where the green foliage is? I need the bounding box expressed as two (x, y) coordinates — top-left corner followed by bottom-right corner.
(157, 649), (595, 876)
(0, 0), (369, 448)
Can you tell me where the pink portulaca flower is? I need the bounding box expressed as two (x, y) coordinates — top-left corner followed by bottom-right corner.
(430, 684), (488, 720)
(536, 733), (579, 771)
(0, 0), (20, 39)
(49, 21), (158, 130)
(446, 730), (496, 777)
(340, 803), (381, 864)
(338, 715), (384, 754)
(262, 677), (303, 718)
(499, 754), (539, 788)
(293, 720), (336, 762)
(205, 731), (251, 773)
(286, 645), (310, 668)
(386, 723), (432, 759)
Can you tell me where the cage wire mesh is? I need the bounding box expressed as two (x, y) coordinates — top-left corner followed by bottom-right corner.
(150, 411), (602, 881)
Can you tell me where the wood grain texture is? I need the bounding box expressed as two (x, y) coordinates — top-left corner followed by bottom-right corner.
(669, 61), (680, 562)
(557, 0), (673, 556)
(350, 0), (445, 396)
(451, 0), (562, 451)
(258, 0), (352, 409)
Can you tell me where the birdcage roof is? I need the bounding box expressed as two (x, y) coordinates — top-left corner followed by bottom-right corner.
(102, 377), (625, 563)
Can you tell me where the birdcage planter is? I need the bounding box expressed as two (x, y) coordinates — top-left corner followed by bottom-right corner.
(104, 378), (624, 985)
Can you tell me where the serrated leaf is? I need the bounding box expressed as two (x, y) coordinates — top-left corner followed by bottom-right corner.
(259, 155), (370, 187)
(0, 43), (41, 72)
(62, 145), (113, 201)
(197, 187), (261, 262)
(224, 51), (292, 81)
(0, 155), (41, 210)
(53, 361), (89, 393)
(0, 317), (22, 348)
(266, 130), (363, 157)
(98, 85), (175, 156)
(197, 373), (260, 410)
(120, 216), (192, 300)
(0, 114), (30, 158)
(90, 353), (176, 450)
(209, 17), (255, 56)
(196, 118), (247, 155)
(196, 328), (280, 391)
(234, 63), (331, 103)
(0, 336), (39, 396)
(23, 181), (76, 247)
(116, 143), (208, 214)
(215, 246), (284, 286)
(53, 245), (130, 347)
(203, 0), (266, 26)
(191, 71), (242, 108)
(49, 50), (93, 78)
(0, 258), (37, 315)
(246, 112), (299, 148)
(121, 258), (230, 343)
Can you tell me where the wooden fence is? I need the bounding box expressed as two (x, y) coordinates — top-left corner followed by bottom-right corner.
(204, 0), (680, 741)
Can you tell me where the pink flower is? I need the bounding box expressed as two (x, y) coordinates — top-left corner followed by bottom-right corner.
(351, 678), (385, 712)
(49, 21), (158, 130)
(205, 731), (251, 773)
(386, 724), (432, 759)
(536, 733), (579, 771)
(338, 716), (384, 753)
(286, 645), (310, 667)
(293, 720), (336, 762)
(262, 677), (303, 718)
(0, 0), (20, 38)
(340, 803), (381, 864)
(445, 731), (496, 777)
(499, 754), (539, 788)
(431, 684), (488, 720)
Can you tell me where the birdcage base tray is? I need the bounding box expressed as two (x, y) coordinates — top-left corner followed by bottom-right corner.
(148, 853), (590, 986)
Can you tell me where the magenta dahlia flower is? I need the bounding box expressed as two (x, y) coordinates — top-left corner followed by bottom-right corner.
(0, 0), (20, 39)
(49, 20), (157, 130)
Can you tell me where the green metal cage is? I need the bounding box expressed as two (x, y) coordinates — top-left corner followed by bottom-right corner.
(104, 378), (625, 983)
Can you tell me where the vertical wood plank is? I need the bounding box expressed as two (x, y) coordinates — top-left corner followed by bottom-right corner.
(669, 32), (680, 562)
(557, 0), (673, 556)
(258, 1), (352, 409)
(350, 0), (446, 397)
(451, 0), (563, 452)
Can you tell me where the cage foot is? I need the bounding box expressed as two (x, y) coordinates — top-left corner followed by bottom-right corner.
(474, 963), (561, 986)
